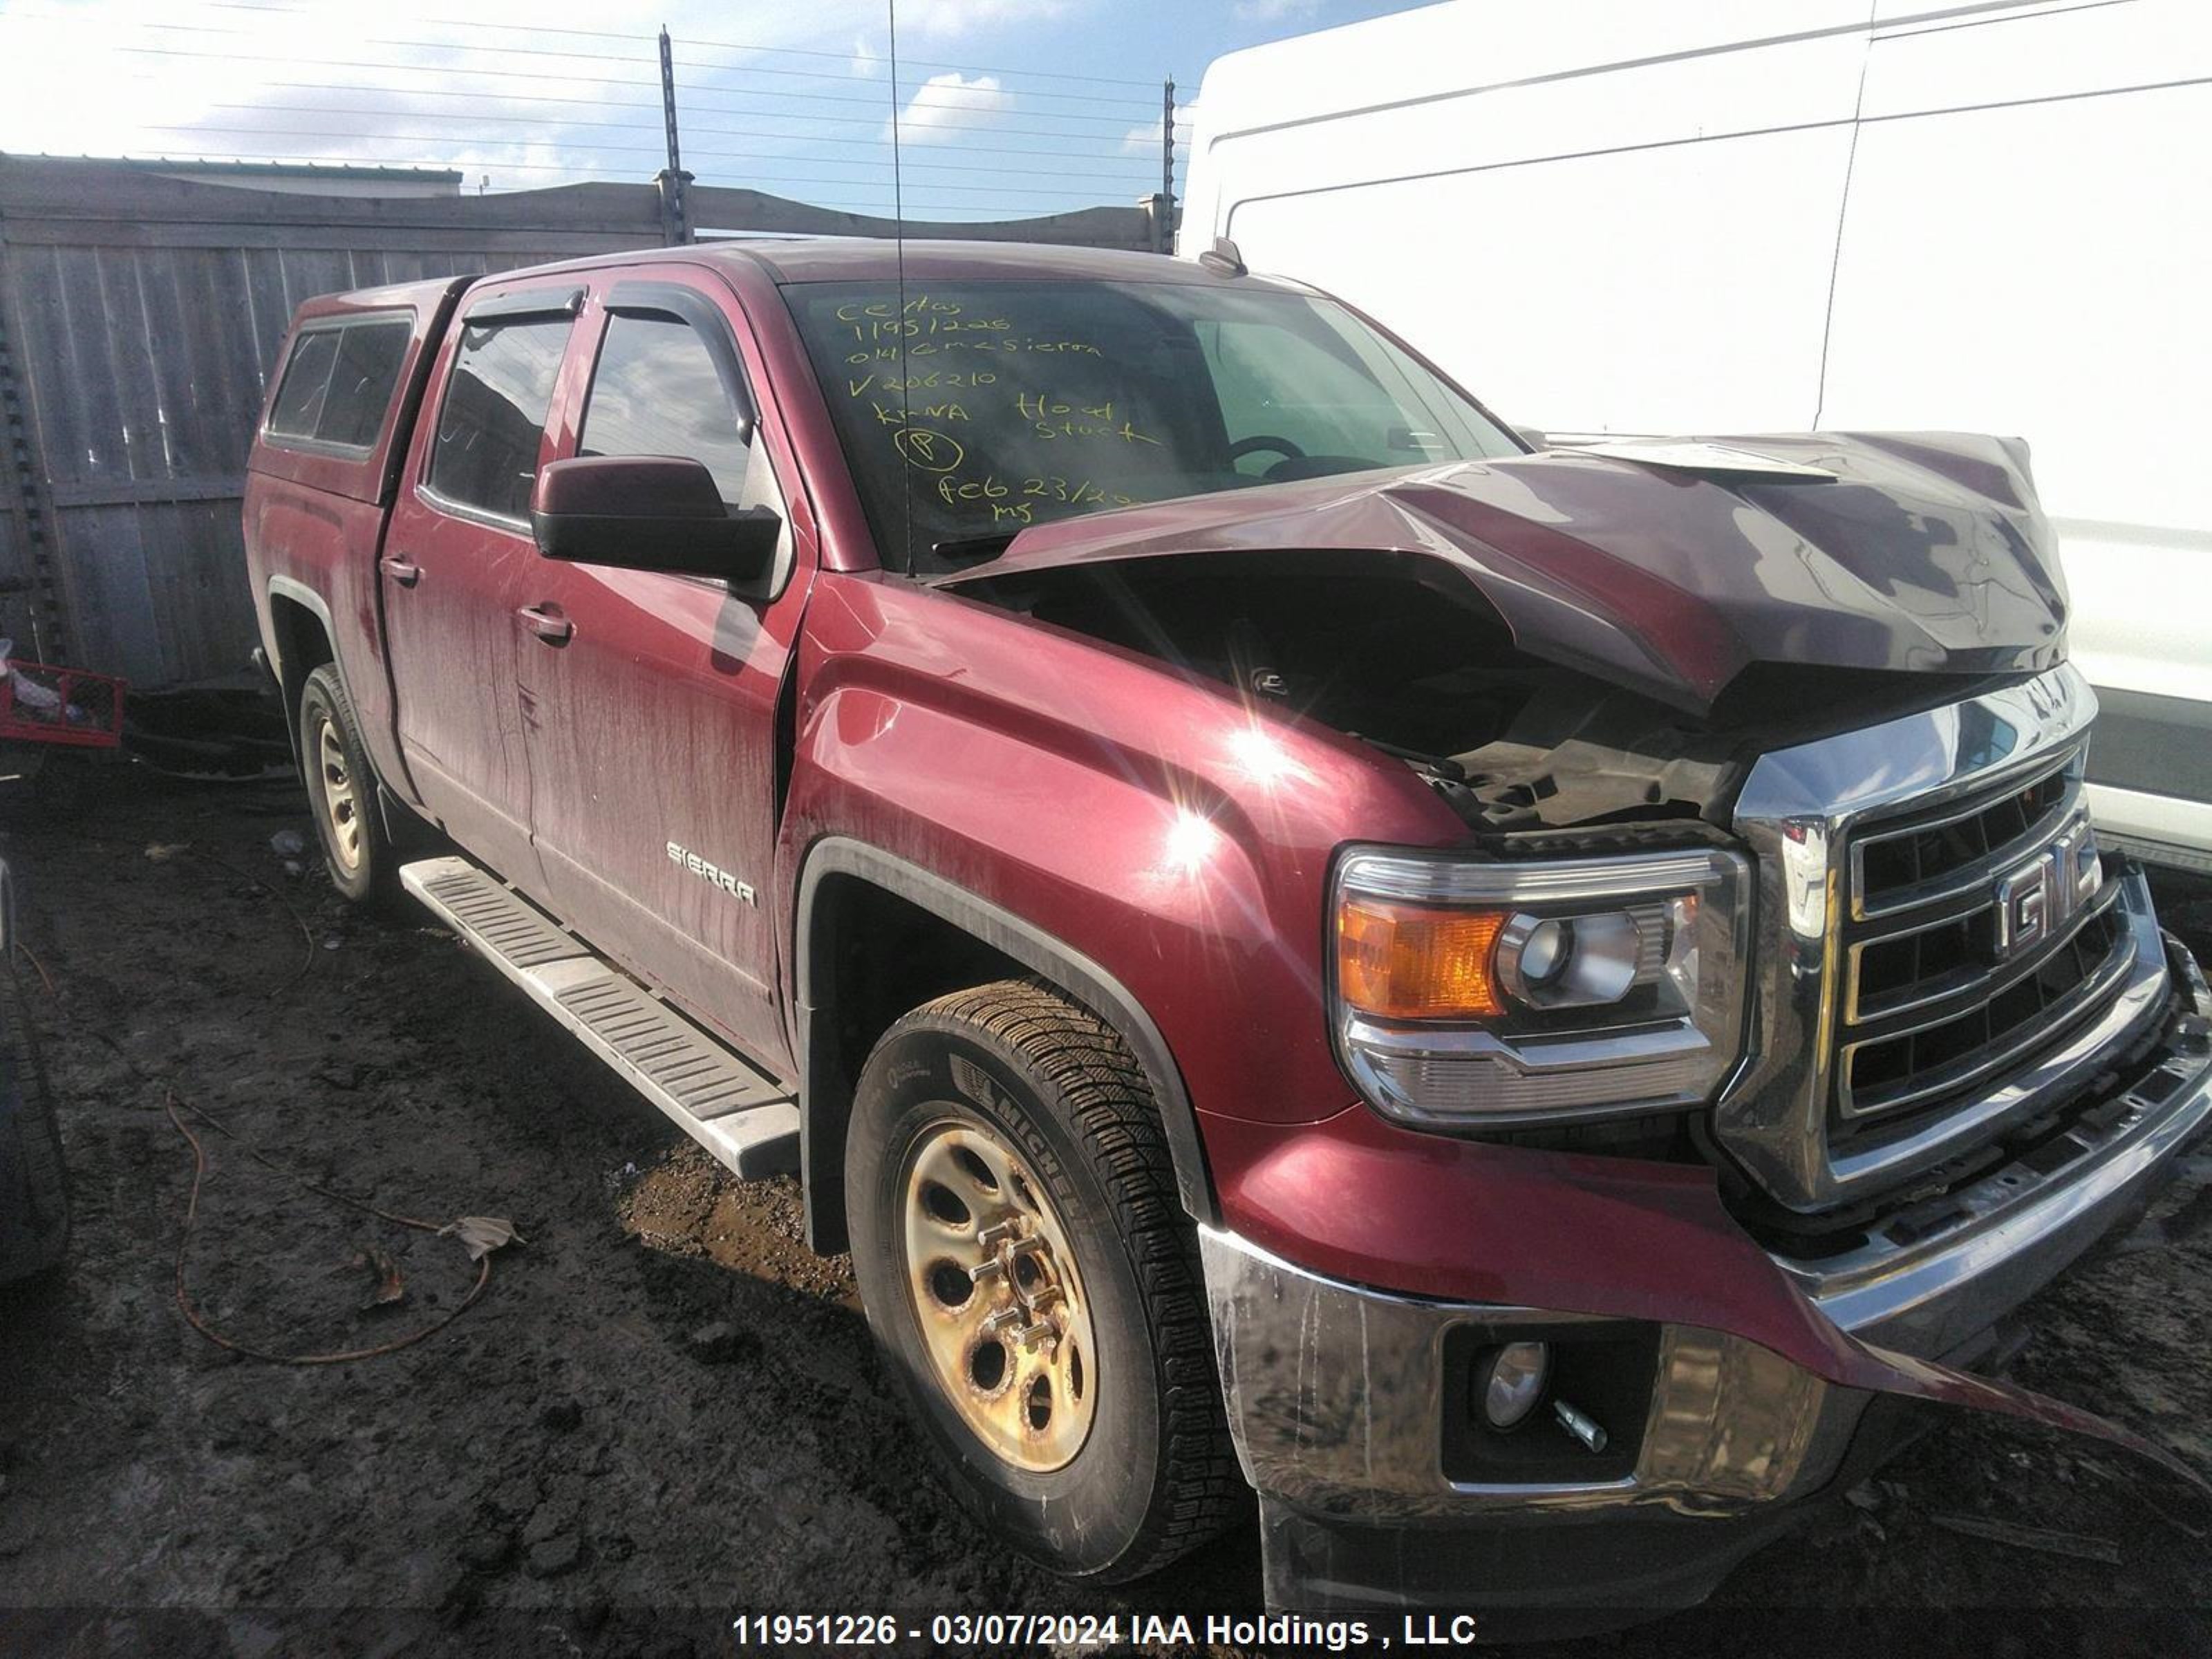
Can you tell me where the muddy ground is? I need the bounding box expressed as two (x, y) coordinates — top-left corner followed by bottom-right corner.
(1, 769), (2209, 1658)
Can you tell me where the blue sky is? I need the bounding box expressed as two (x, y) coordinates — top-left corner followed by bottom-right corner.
(0, 0), (1435, 220)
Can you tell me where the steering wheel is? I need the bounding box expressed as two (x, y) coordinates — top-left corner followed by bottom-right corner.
(1228, 434), (1306, 466)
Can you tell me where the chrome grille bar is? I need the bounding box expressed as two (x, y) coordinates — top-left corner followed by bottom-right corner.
(1837, 888), (2135, 1121)
(1723, 666), (2171, 1212)
(1849, 751), (2079, 919)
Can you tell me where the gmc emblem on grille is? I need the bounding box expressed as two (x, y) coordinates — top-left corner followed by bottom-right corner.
(1994, 819), (2100, 961)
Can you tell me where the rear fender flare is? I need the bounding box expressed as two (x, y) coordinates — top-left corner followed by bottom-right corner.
(265, 575), (414, 838)
(265, 576), (350, 760)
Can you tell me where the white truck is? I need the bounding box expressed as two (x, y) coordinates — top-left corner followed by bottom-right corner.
(1181, 0), (2212, 871)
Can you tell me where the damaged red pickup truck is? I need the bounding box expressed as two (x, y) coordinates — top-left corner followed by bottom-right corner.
(243, 241), (2212, 1624)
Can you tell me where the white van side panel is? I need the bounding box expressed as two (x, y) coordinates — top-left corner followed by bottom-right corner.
(1225, 129), (1854, 434)
(1185, 0), (2212, 864)
(1824, 21), (2212, 709)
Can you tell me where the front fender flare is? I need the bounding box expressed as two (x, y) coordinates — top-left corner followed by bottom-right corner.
(794, 836), (1216, 1236)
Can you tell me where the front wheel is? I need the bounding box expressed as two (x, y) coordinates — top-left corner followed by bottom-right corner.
(297, 664), (392, 904)
(846, 980), (1242, 1582)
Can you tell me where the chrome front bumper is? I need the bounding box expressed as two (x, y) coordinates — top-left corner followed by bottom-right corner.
(1199, 939), (2212, 1538)
(1790, 919), (2211, 1354)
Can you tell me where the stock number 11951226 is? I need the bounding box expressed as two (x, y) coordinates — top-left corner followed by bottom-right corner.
(732, 1613), (1131, 1647)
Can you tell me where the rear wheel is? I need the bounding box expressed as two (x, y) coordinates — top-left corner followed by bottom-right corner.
(297, 665), (391, 904)
(846, 979), (1241, 1582)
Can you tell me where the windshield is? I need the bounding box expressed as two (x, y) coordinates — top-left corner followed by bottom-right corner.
(784, 278), (1519, 576)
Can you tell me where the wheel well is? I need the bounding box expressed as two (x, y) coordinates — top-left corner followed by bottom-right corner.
(267, 592), (335, 747)
(799, 873), (1029, 1253)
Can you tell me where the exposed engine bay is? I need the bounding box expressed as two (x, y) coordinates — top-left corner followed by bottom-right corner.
(939, 430), (2068, 832)
(955, 546), (2017, 833)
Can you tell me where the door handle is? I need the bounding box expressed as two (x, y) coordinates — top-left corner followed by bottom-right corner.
(517, 603), (573, 645)
(379, 554), (422, 588)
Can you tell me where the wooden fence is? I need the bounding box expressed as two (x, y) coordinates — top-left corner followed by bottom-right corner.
(0, 156), (1156, 688)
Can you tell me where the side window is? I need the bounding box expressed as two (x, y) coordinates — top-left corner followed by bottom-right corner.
(428, 316), (572, 521)
(266, 328), (341, 440)
(320, 322), (411, 448)
(266, 319), (411, 451)
(577, 312), (760, 507)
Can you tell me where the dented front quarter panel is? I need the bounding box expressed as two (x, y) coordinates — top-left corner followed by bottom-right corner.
(777, 568), (1465, 1128)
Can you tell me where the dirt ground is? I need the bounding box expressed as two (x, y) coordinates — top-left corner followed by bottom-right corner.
(1, 769), (2209, 1658)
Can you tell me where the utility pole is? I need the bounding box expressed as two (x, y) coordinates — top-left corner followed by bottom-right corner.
(655, 26), (694, 246)
(1156, 77), (1177, 255)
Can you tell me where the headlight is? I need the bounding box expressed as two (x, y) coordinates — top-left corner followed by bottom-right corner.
(1329, 844), (1752, 1129)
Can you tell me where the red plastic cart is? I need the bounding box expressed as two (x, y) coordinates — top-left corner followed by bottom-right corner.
(0, 657), (126, 813)
(0, 658), (126, 751)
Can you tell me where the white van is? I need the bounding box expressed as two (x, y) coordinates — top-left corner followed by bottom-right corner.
(1183, 0), (2212, 871)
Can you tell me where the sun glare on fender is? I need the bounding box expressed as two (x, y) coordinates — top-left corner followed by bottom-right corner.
(1226, 723), (1311, 789)
(1162, 809), (1221, 877)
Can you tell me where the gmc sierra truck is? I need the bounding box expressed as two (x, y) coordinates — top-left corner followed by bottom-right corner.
(243, 239), (2212, 1624)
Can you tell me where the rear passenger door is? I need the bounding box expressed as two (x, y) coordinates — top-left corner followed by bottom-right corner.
(382, 283), (581, 885)
(516, 274), (812, 1073)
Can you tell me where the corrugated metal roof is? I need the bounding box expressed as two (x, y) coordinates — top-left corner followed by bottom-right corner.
(5, 153), (464, 183)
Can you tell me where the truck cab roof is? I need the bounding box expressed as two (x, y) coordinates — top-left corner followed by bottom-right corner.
(305, 238), (1300, 320)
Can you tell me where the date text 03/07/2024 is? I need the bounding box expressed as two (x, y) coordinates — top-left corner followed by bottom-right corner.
(728, 1613), (1481, 1651)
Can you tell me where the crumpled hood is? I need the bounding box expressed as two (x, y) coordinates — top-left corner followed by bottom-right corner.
(937, 431), (2068, 718)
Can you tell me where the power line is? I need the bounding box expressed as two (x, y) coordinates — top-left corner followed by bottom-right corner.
(112, 44), (661, 89)
(134, 124), (1160, 186)
(198, 101), (1161, 169)
(679, 33), (1162, 92)
(133, 124), (666, 161)
(8, 6), (1188, 218)
(120, 138), (1132, 201)
(109, 147), (1105, 216)
(108, 46), (1159, 126)
(3, 3), (1168, 91)
(203, 101), (668, 136)
(188, 1), (1168, 88)
(192, 100), (1150, 163)
(76, 13), (1165, 111)
(156, 75), (665, 115)
(362, 37), (1162, 111)
(116, 72), (1165, 144)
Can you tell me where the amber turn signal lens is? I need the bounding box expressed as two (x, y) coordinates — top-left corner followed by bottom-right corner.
(1337, 898), (1507, 1020)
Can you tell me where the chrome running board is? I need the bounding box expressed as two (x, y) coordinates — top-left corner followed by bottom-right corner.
(400, 856), (798, 1179)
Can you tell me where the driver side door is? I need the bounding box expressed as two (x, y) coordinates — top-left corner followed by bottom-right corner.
(516, 272), (814, 1074)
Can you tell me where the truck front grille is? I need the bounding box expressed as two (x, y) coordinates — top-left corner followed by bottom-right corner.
(1720, 667), (2174, 1214)
(1830, 745), (2135, 1150)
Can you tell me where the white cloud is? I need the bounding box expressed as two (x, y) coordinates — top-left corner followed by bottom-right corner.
(1232, 0), (1322, 20)
(0, 0), (886, 189)
(0, 0), (1109, 213)
(1123, 98), (1195, 156)
(885, 71), (1011, 144)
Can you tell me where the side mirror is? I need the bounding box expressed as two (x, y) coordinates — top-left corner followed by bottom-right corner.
(1511, 424), (1548, 451)
(529, 456), (780, 582)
